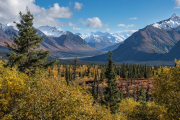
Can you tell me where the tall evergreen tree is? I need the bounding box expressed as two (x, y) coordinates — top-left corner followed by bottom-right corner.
(96, 70), (99, 103)
(146, 84), (150, 102)
(119, 91), (123, 101)
(126, 85), (130, 98)
(104, 51), (119, 114)
(100, 67), (105, 83)
(136, 86), (139, 102)
(100, 89), (105, 105)
(73, 55), (78, 80)
(92, 72), (97, 103)
(133, 86), (136, 101)
(121, 63), (127, 79)
(141, 89), (146, 103)
(65, 66), (69, 85)
(5, 7), (57, 72)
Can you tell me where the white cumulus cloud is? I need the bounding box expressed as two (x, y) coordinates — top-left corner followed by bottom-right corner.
(47, 3), (72, 19)
(174, 0), (180, 8)
(127, 24), (134, 28)
(0, 0), (73, 27)
(105, 28), (110, 32)
(73, 27), (81, 30)
(117, 30), (137, 34)
(83, 17), (103, 28)
(117, 24), (134, 28)
(68, 22), (76, 26)
(74, 2), (83, 10)
(129, 17), (137, 20)
(117, 24), (126, 27)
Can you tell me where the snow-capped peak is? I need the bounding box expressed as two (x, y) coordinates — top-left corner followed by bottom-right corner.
(37, 26), (63, 37)
(77, 30), (135, 44)
(62, 31), (73, 36)
(0, 23), (9, 32)
(170, 14), (180, 21)
(152, 14), (180, 31)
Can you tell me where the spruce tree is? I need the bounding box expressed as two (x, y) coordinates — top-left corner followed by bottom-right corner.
(104, 51), (119, 114)
(100, 89), (105, 105)
(96, 70), (99, 103)
(120, 91), (123, 101)
(100, 68), (105, 83)
(121, 63), (127, 79)
(136, 86), (139, 102)
(133, 86), (136, 101)
(65, 66), (69, 85)
(5, 8), (57, 72)
(126, 85), (130, 98)
(73, 55), (78, 80)
(146, 84), (150, 102)
(92, 72), (97, 103)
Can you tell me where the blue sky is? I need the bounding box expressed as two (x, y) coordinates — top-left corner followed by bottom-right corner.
(1, 0), (180, 34)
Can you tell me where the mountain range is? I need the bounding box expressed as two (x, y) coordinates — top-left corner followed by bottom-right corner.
(83, 14), (180, 62)
(1, 14), (180, 62)
(37, 26), (135, 51)
(75, 30), (135, 50)
(0, 24), (104, 58)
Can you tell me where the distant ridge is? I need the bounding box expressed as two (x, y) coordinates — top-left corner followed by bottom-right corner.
(83, 14), (180, 62)
(0, 24), (104, 58)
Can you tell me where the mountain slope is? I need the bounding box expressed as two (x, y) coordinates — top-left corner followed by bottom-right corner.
(0, 24), (104, 58)
(100, 42), (122, 51)
(84, 14), (180, 62)
(76, 31), (135, 49)
(37, 26), (63, 37)
(160, 40), (180, 61)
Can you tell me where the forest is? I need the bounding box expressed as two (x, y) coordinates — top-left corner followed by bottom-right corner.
(1, 8), (180, 120)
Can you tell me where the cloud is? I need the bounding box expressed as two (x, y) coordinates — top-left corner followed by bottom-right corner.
(117, 24), (126, 27)
(73, 27), (81, 30)
(117, 24), (135, 28)
(68, 22), (76, 26)
(174, 0), (180, 8)
(47, 3), (73, 18)
(127, 24), (134, 27)
(117, 30), (137, 34)
(84, 29), (90, 31)
(82, 17), (103, 28)
(129, 17), (137, 20)
(74, 2), (83, 10)
(0, 0), (73, 27)
(105, 28), (110, 32)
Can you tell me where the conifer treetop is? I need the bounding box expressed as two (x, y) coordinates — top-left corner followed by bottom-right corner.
(5, 7), (58, 72)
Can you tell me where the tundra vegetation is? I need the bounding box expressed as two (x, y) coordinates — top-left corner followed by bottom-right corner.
(0, 8), (179, 120)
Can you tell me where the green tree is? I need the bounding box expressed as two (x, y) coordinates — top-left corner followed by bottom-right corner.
(104, 51), (119, 114)
(146, 84), (150, 102)
(73, 55), (78, 80)
(100, 67), (105, 83)
(65, 66), (69, 85)
(5, 8), (57, 72)
(121, 63), (127, 79)
(92, 72), (97, 103)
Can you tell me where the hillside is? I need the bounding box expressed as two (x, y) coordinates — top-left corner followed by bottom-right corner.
(83, 14), (180, 62)
(0, 24), (104, 58)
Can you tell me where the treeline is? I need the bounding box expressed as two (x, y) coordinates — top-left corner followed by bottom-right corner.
(58, 62), (158, 79)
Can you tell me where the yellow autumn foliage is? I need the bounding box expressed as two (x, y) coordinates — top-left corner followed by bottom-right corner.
(153, 59), (180, 119)
(0, 60), (29, 119)
(119, 98), (167, 120)
(0, 59), (125, 119)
